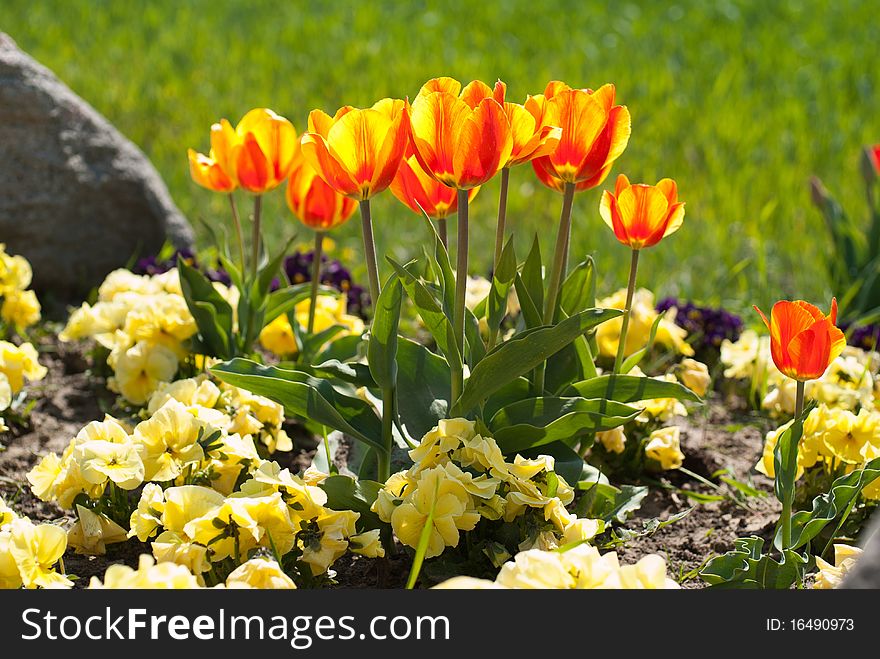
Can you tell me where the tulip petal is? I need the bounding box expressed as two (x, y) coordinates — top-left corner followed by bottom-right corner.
(300, 133), (360, 198)
(547, 89), (605, 182)
(417, 77), (462, 101)
(370, 105), (410, 195)
(460, 80), (495, 109)
(409, 91), (472, 186)
(787, 319), (845, 380)
(233, 133), (272, 193)
(453, 98), (512, 189)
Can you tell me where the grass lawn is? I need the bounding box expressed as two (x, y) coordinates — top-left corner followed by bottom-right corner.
(2, 0), (877, 314)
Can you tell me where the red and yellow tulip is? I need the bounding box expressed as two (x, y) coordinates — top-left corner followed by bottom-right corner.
(407, 77), (513, 190)
(188, 108), (297, 194)
(600, 174), (685, 250)
(754, 299), (846, 382)
(504, 98), (562, 168)
(530, 81), (631, 191)
(299, 99), (410, 201)
(285, 151), (357, 232)
(390, 145), (478, 220)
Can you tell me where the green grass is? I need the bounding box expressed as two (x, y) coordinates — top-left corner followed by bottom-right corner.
(3, 0), (877, 315)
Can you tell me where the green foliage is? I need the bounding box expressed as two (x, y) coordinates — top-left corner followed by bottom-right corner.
(700, 537), (808, 589)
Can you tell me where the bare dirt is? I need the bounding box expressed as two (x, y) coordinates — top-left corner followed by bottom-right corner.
(0, 337), (781, 588)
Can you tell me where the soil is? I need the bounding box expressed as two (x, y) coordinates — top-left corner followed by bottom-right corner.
(0, 336), (782, 589)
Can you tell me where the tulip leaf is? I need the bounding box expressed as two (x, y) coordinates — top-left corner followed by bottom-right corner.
(464, 305), (486, 367)
(487, 236), (517, 332)
(576, 482), (648, 524)
(700, 537), (807, 589)
(320, 475), (384, 533)
(482, 376), (532, 422)
(264, 284), (335, 324)
(310, 359), (376, 388)
(773, 401), (814, 506)
(489, 396), (640, 454)
(395, 338), (451, 443)
(520, 234), (544, 317)
(367, 275), (402, 391)
(567, 374), (702, 404)
(513, 272), (543, 329)
(782, 456), (880, 551)
(452, 308), (622, 416)
(315, 334), (364, 363)
(178, 256), (234, 358)
(421, 214), (457, 319)
(387, 257), (462, 370)
(210, 358), (385, 454)
(560, 256), (596, 316)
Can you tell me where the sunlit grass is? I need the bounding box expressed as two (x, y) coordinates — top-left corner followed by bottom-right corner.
(3, 0), (876, 314)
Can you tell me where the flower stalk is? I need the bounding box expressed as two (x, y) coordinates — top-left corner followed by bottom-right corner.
(358, 200), (382, 311)
(251, 194), (263, 280)
(452, 189), (470, 403)
(307, 231), (324, 335)
(228, 193), (247, 273)
(612, 248), (641, 375)
(780, 380), (806, 551)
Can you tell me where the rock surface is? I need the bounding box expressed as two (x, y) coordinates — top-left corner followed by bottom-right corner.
(0, 33), (193, 298)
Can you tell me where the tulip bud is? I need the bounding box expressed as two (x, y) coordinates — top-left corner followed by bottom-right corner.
(860, 145), (879, 185)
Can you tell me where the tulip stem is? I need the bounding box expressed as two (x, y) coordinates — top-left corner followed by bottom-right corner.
(493, 167), (510, 271)
(251, 195), (263, 281)
(379, 386), (394, 483)
(781, 380), (806, 551)
(451, 189), (470, 405)
(308, 231), (324, 335)
(534, 181), (576, 394)
(358, 200), (382, 312)
(437, 218), (448, 250)
(228, 193), (246, 274)
(612, 249), (641, 375)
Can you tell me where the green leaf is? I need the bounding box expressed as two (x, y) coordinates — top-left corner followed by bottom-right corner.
(577, 482), (648, 523)
(464, 306), (486, 367)
(367, 275), (402, 390)
(567, 374), (702, 403)
(700, 537), (807, 589)
(560, 256), (596, 315)
(520, 235), (544, 316)
(320, 475), (384, 532)
(311, 359), (376, 387)
(178, 256), (234, 358)
(421, 214), (456, 319)
(315, 334), (364, 363)
(513, 272), (543, 329)
(210, 359), (385, 454)
(395, 338), (451, 442)
(264, 284), (334, 324)
(388, 257), (462, 370)
(452, 308), (622, 416)
(518, 441), (583, 485)
(784, 456), (880, 550)
(489, 397), (640, 453)
(487, 237), (517, 332)
(619, 312), (663, 374)
(482, 377), (531, 422)
(773, 402), (813, 505)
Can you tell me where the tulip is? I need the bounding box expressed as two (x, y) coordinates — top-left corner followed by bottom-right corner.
(188, 108), (298, 277)
(300, 98), (410, 315)
(754, 299), (845, 384)
(389, 146), (479, 247)
(285, 152), (357, 334)
(599, 175), (686, 374)
(754, 297), (845, 550)
(300, 98), (410, 483)
(408, 77), (513, 402)
(530, 82), (631, 392)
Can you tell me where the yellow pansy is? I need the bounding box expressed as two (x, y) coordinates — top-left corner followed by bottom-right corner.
(0, 530), (23, 589)
(67, 506), (128, 555)
(678, 358), (710, 397)
(259, 294), (364, 357)
(151, 531), (211, 576)
(0, 341), (46, 393)
(129, 483), (166, 541)
(495, 548), (576, 589)
(596, 426), (626, 454)
(1, 289), (40, 329)
(89, 554), (201, 589)
(226, 557), (296, 589)
(349, 530), (385, 558)
(133, 399), (206, 481)
(73, 440), (145, 490)
(0, 496), (18, 529)
(161, 485), (225, 535)
(813, 544), (863, 589)
(409, 418), (477, 471)
(645, 426), (685, 470)
(147, 376), (222, 414)
(108, 340), (179, 405)
(301, 508), (359, 575)
(0, 247), (33, 294)
(823, 408), (879, 464)
(8, 518), (72, 589)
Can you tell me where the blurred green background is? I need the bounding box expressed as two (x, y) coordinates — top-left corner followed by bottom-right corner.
(2, 0), (877, 314)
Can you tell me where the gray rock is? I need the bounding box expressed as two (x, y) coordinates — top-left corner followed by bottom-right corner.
(0, 33), (193, 298)
(839, 511), (880, 588)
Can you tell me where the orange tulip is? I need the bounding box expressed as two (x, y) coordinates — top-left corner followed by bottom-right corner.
(390, 145), (479, 219)
(530, 81), (630, 190)
(408, 77), (513, 189)
(599, 174), (685, 250)
(285, 151), (357, 231)
(299, 99), (410, 201)
(188, 108), (297, 194)
(504, 99), (562, 168)
(754, 299), (846, 382)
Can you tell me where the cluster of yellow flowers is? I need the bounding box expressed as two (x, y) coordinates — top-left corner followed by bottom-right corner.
(60, 268), (211, 405)
(372, 419), (604, 559)
(27, 374), (293, 522)
(89, 554), (297, 589)
(0, 340), (47, 431)
(125, 459), (379, 581)
(596, 288), (694, 360)
(259, 294), (364, 357)
(0, 497), (71, 589)
(434, 545), (678, 589)
(812, 543), (862, 589)
(0, 244), (41, 332)
(593, 361), (709, 471)
(721, 331), (879, 416)
(757, 403), (880, 499)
